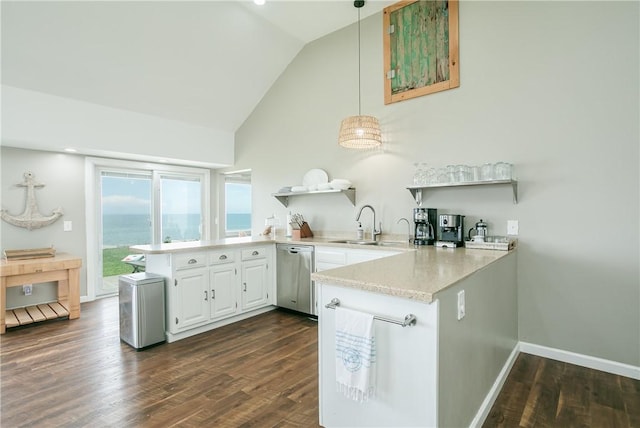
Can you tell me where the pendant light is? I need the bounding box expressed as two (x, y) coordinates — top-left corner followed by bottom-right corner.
(338, 0), (382, 149)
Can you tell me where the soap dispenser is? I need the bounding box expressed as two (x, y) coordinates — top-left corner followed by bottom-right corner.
(356, 222), (364, 240)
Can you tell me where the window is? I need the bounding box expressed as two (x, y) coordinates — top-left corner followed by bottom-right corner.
(224, 170), (252, 237)
(86, 157), (210, 299)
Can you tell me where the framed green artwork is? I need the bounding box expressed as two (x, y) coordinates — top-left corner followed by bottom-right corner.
(383, 0), (459, 104)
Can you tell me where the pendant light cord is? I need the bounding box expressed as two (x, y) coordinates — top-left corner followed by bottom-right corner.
(357, 6), (362, 115)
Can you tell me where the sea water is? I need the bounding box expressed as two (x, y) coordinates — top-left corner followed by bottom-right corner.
(102, 213), (251, 246)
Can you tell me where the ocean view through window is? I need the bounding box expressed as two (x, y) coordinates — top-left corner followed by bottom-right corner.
(225, 171), (252, 237)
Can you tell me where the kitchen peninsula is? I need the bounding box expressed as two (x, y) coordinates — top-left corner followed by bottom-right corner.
(132, 237), (517, 427)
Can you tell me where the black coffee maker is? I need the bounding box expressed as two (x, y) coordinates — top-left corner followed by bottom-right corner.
(413, 208), (437, 245)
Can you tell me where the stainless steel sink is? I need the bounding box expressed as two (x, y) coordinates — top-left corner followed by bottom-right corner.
(376, 241), (408, 247)
(327, 239), (408, 247)
(328, 239), (377, 245)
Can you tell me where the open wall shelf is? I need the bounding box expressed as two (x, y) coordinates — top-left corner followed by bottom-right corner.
(272, 188), (356, 207)
(407, 180), (518, 204)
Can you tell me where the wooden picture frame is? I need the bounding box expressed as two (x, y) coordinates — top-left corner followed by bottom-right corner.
(383, 0), (459, 104)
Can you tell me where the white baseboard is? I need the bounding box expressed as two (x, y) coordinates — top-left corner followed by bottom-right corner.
(469, 344), (520, 428)
(519, 342), (640, 380)
(470, 341), (640, 427)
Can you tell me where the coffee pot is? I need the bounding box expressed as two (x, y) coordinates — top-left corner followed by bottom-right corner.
(468, 219), (488, 241)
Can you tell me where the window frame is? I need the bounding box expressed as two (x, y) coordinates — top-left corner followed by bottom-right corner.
(85, 157), (210, 301)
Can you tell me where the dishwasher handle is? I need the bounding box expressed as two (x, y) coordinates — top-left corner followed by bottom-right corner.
(278, 245), (314, 254)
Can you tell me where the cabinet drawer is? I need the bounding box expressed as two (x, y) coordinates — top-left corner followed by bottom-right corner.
(315, 248), (347, 265)
(174, 253), (206, 270)
(210, 250), (236, 265)
(241, 247), (267, 261)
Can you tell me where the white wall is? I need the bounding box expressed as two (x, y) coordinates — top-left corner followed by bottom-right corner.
(234, 2), (639, 367)
(1, 85), (235, 168)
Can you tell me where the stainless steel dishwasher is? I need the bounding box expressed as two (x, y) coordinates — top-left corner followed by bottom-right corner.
(276, 244), (315, 315)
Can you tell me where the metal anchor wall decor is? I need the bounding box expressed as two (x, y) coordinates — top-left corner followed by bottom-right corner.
(1, 172), (64, 230)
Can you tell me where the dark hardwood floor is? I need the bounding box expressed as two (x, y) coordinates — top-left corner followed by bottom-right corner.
(484, 353), (640, 428)
(1, 297), (320, 427)
(2, 297), (638, 427)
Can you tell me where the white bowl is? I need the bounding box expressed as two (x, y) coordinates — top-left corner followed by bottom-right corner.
(331, 178), (351, 184)
(330, 181), (351, 190)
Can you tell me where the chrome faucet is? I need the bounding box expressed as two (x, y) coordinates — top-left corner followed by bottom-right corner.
(356, 204), (382, 241)
(397, 217), (411, 242)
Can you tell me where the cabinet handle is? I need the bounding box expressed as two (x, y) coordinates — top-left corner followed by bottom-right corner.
(175, 317), (179, 325)
(219, 254), (227, 260)
(252, 251), (259, 256)
(243, 282), (247, 292)
(212, 289), (215, 299)
(204, 290), (208, 301)
(188, 258), (197, 264)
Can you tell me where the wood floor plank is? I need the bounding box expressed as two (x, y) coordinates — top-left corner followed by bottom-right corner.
(484, 353), (640, 428)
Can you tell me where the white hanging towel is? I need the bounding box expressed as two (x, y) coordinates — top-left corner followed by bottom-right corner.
(334, 306), (376, 402)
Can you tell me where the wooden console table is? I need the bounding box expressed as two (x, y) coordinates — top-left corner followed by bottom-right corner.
(0, 253), (82, 334)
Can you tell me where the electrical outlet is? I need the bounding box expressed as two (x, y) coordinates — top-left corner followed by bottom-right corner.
(64, 220), (73, 232)
(457, 290), (465, 320)
(23, 284), (33, 296)
(507, 220), (519, 235)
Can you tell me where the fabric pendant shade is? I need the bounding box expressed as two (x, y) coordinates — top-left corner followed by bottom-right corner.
(338, 1), (382, 149)
(338, 115), (382, 149)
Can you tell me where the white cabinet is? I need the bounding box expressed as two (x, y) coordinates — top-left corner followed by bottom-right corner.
(209, 249), (239, 320)
(315, 246), (401, 272)
(169, 254), (209, 333)
(315, 246), (348, 272)
(317, 283), (438, 427)
(145, 244), (274, 342)
(210, 265), (238, 320)
(240, 248), (270, 311)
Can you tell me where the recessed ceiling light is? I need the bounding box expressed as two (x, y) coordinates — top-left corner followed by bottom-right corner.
(254, 0), (265, 5)
(64, 148), (77, 153)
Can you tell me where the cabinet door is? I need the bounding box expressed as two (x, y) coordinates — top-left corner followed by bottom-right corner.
(173, 268), (209, 331)
(241, 259), (269, 311)
(210, 264), (238, 320)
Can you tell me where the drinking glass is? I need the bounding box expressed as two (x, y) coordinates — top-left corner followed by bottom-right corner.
(455, 165), (470, 182)
(446, 165), (456, 183)
(469, 165), (480, 182)
(425, 168), (437, 185)
(480, 163), (494, 181)
(494, 162), (513, 180)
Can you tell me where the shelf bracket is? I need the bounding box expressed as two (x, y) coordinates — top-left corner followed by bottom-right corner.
(274, 195), (289, 207)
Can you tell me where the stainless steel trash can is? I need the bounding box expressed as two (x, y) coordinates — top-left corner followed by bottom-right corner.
(119, 272), (166, 350)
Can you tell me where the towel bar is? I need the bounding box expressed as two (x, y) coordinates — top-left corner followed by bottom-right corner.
(324, 298), (417, 327)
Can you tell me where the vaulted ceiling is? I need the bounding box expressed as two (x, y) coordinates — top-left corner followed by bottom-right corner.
(1, 1), (393, 134)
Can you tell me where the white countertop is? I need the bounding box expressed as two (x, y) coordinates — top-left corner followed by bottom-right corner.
(129, 235), (415, 254)
(312, 247), (512, 303)
(131, 236), (513, 304)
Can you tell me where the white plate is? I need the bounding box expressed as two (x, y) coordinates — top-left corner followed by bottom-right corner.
(302, 169), (329, 186)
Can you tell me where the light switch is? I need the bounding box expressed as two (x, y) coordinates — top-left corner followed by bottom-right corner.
(64, 221), (73, 232)
(507, 220), (518, 235)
